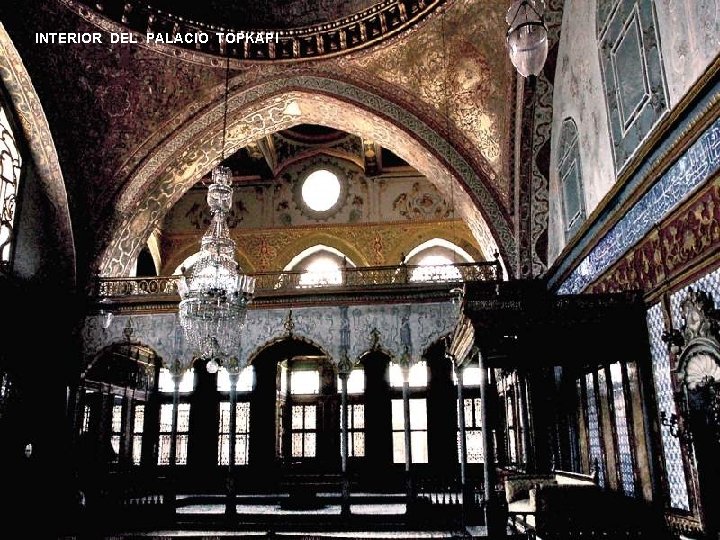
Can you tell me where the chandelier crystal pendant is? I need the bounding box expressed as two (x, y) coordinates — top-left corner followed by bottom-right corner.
(178, 165), (255, 362)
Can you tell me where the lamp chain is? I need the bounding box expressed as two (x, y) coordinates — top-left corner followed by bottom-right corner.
(220, 56), (230, 162)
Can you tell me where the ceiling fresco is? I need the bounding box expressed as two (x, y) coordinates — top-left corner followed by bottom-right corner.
(344, 0), (513, 193)
(0, 0), (517, 282)
(68, 0), (445, 60)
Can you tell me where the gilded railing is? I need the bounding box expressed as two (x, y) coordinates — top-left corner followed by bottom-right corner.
(93, 261), (502, 299)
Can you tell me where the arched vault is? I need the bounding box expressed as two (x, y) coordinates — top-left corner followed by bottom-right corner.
(99, 76), (515, 276)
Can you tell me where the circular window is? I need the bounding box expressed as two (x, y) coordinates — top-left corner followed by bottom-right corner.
(301, 169), (341, 212)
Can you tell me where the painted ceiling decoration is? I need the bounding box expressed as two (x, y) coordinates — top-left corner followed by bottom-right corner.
(98, 82), (514, 277)
(3, 0), (516, 284)
(64, 0), (445, 61)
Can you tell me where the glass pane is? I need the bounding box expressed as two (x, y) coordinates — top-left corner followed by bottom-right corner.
(158, 368), (194, 393)
(409, 398), (427, 430)
(411, 431), (428, 463)
(304, 405), (316, 430)
(463, 366), (482, 386)
(0, 106), (21, 264)
(177, 404), (191, 432)
(219, 402), (231, 433)
(236, 434), (249, 465)
(280, 363), (288, 395)
(218, 433), (230, 465)
(508, 429), (517, 463)
(292, 406), (303, 429)
(159, 404), (173, 431)
(391, 399), (404, 430)
(392, 432), (405, 464)
(157, 435), (171, 465)
(292, 433), (303, 457)
(389, 363), (404, 387)
(338, 369), (365, 394)
(133, 405), (145, 433)
(112, 405), (123, 433)
(176, 434), (188, 465)
(353, 432), (365, 457)
(464, 398), (473, 425)
(291, 370), (319, 395)
(132, 435), (142, 465)
(466, 430), (484, 463)
(111, 435), (120, 456)
(82, 405), (91, 433)
(236, 402), (250, 433)
(304, 432), (316, 457)
(409, 256), (462, 282)
(409, 361), (428, 387)
(353, 404), (364, 429)
(562, 162), (581, 226)
(217, 366), (254, 392)
(390, 361), (428, 388)
(474, 399), (483, 429)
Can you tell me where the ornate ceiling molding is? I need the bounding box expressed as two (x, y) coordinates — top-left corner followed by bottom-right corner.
(0, 25), (76, 283)
(98, 76), (515, 277)
(62, 0), (445, 62)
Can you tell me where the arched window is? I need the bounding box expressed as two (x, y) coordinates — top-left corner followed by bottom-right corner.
(0, 102), (22, 267)
(157, 367), (194, 465)
(557, 118), (585, 239)
(217, 365), (254, 466)
(404, 238), (474, 283)
(284, 245), (355, 287)
(390, 360), (429, 463)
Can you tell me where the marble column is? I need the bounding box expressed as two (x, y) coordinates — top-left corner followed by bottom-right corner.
(478, 350), (501, 536)
(455, 363), (469, 516)
(400, 351), (414, 510)
(338, 354), (353, 516)
(226, 361), (239, 516)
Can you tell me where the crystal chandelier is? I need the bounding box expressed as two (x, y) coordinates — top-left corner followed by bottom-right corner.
(177, 58), (255, 363)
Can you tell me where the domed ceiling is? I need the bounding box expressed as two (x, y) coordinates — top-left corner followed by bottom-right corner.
(74, 0), (444, 60)
(144, 0), (381, 29)
(0, 0), (521, 281)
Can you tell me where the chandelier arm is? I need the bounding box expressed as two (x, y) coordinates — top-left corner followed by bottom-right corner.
(220, 55), (230, 161)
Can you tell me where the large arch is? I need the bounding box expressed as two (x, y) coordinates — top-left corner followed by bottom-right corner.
(99, 75), (515, 277)
(0, 25), (76, 283)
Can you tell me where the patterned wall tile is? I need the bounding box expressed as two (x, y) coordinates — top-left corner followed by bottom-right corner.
(669, 266), (720, 319)
(586, 372), (606, 488)
(647, 302), (690, 510)
(559, 116), (720, 294)
(610, 363), (636, 497)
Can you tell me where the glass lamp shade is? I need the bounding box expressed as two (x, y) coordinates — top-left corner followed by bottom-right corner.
(206, 358), (220, 374)
(506, 0), (549, 78)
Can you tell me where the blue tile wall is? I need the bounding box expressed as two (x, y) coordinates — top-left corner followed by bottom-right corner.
(647, 303), (690, 510)
(669, 267), (720, 320)
(586, 372), (606, 488)
(610, 363), (636, 497)
(559, 117), (720, 294)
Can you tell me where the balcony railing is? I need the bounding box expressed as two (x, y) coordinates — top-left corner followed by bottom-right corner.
(93, 261), (502, 300)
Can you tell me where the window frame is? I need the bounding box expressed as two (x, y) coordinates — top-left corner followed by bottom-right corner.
(0, 92), (26, 270)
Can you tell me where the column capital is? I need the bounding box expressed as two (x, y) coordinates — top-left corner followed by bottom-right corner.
(225, 356), (242, 378)
(337, 353), (354, 379)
